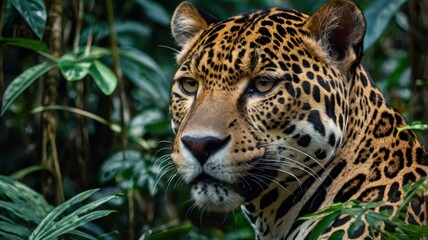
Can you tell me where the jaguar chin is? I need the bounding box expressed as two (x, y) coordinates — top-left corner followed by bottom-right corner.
(190, 177), (245, 211)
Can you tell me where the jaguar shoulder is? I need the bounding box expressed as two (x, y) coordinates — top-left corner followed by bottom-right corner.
(169, 0), (428, 239)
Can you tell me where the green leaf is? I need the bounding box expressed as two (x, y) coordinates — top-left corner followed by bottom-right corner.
(309, 211), (341, 240)
(401, 224), (428, 236)
(2, 1), (14, 27)
(129, 109), (164, 137)
(364, 0), (407, 51)
(348, 214), (364, 237)
(85, 47), (112, 59)
(145, 223), (193, 240)
(397, 121), (428, 133)
(135, 0), (170, 26)
(29, 189), (98, 239)
(327, 230), (345, 240)
(9, 165), (46, 180)
(58, 53), (93, 81)
(9, 0), (47, 39)
(68, 230), (98, 240)
(119, 47), (169, 103)
(0, 176), (51, 213)
(0, 230), (26, 240)
(0, 37), (47, 52)
(0, 176), (52, 239)
(0, 221), (32, 238)
(88, 60), (118, 95)
(119, 47), (164, 77)
(395, 11), (409, 31)
(100, 150), (142, 183)
(381, 214), (428, 237)
(0, 201), (43, 223)
(299, 202), (348, 220)
(115, 21), (152, 38)
(1, 62), (56, 116)
(365, 211), (384, 228)
(0, 177), (116, 240)
(35, 210), (116, 240)
(395, 177), (427, 219)
(379, 230), (402, 240)
(29, 189), (117, 240)
(80, 21), (151, 43)
(100, 150), (162, 194)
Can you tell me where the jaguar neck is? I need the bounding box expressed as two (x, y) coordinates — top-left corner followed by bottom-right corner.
(240, 66), (390, 240)
(242, 171), (331, 239)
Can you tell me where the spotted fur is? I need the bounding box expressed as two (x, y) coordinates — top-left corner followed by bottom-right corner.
(169, 0), (428, 239)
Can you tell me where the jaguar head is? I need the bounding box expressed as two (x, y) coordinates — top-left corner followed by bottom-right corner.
(169, 0), (366, 211)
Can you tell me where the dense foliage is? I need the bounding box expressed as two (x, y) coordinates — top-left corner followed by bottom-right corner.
(0, 0), (426, 239)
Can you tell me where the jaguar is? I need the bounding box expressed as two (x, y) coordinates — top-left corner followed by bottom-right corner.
(169, 0), (428, 239)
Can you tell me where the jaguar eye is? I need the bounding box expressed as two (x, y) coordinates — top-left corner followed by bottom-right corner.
(253, 77), (276, 94)
(179, 78), (199, 95)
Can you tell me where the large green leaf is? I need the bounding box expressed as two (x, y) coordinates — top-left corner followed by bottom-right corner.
(9, 0), (47, 39)
(0, 176), (51, 215)
(58, 53), (93, 81)
(29, 189), (117, 240)
(0, 176), (117, 240)
(100, 150), (143, 184)
(100, 150), (162, 195)
(0, 176), (52, 240)
(135, 0), (170, 26)
(0, 220), (32, 238)
(0, 37), (47, 52)
(31, 189), (97, 238)
(0, 230), (26, 240)
(119, 47), (163, 77)
(0, 201), (43, 223)
(1, 62), (56, 116)
(364, 0), (407, 51)
(119, 47), (169, 103)
(129, 109), (164, 137)
(33, 206), (116, 240)
(88, 60), (118, 95)
(80, 21), (151, 43)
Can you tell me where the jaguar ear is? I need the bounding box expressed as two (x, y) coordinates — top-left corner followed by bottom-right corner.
(304, 0), (366, 73)
(171, 2), (218, 49)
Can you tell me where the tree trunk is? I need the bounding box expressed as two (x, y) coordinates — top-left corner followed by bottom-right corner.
(409, 0), (428, 146)
(41, 0), (64, 204)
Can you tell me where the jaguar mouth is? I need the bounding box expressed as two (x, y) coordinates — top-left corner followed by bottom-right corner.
(191, 172), (240, 193)
(189, 161), (277, 211)
(191, 172), (219, 185)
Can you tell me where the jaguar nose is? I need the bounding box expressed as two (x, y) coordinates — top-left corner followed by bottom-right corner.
(181, 135), (231, 165)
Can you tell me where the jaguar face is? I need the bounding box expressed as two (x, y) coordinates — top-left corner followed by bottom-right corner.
(169, 2), (361, 211)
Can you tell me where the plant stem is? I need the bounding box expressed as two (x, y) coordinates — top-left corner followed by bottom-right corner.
(30, 105), (121, 132)
(127, 189), (135, 240)
(0, 0), (5, 99)
(71, 0), (83, 53)
(106, 0), (128, 154)
(106, 1), (132, 237)
(409, 0), (428, 145)
(28, 105), (152, 149)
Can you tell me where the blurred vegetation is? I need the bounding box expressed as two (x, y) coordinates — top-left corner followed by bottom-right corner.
(0, 0), (426, 239)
